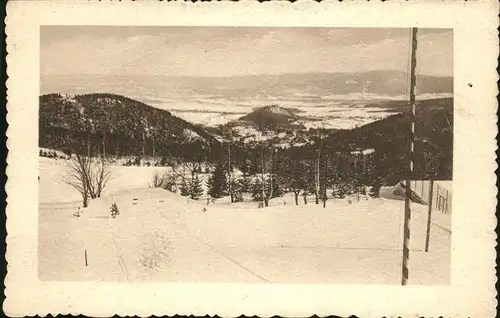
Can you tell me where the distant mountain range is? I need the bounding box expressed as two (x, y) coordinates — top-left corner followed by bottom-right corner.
(41, 71), (453, 129)
(42, 70), (453, 99)
(180, 70), (452, 97)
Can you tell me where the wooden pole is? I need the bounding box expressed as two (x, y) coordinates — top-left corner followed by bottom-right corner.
(228, 133), (232, 203)
(85, 249), (88, 266)
(436, 184), (440, 209)
(402, 27), (418, 286)
(425, 179), (434, 252)
(445, 188), (449, 214)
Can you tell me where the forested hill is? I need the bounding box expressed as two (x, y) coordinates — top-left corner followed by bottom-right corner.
(322, 97), (453, 180)
(39, 93), (221, 161)
(39, 93), (453, 181)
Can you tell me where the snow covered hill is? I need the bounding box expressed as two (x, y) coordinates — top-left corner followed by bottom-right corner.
(235, 105), (303, 130)
(39, 93), (220, 160)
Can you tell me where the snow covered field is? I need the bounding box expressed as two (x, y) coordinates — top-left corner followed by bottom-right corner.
(39, 158), (451, 284)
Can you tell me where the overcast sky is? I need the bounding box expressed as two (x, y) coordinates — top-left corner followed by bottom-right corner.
(40, 27), (453, 77)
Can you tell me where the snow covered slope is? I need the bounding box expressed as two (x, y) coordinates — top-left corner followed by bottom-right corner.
(39, 158), (451, 284)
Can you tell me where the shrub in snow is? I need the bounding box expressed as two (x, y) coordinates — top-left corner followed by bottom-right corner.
(250, 178), (270, 206)
(360, 186), (367, 195)
(331, 185), (345, 199)
(239, 173), (251, 193)
(110, 202), (120, 218)
(231, 180), (244, 202)
(73, 207), (82, 218)
(268, 178), (284, 198)
(159, 156), (177, 167)
(250, 179), (265, 202)
(150, 171), (177, 192)
(233, 192), (243, 203)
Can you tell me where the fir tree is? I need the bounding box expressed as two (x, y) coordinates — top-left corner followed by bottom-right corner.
(180, 178), (190, 196)
(206, 163), (228, 198)
(239, 159), (252, 193)
(332, 184), (346, 199)
(231, 179), (244, 202)
(250, 179), (265, 202)
(240, 172), (251, 193)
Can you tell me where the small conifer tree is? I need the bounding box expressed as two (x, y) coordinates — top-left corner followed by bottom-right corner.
(110, 202), (120, 218)
(180, 179), (190, 196)
(189, 175), (204, 200)
(231, 179), (244, 202)
(206, 163), (228, 198)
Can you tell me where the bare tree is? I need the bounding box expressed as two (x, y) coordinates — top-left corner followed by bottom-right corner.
(63, 154), (112, 207)
(63, 155), (90, 207)
(92, 158), (112, 198)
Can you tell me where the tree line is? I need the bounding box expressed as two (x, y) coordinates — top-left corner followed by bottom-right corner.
(45, 93), (452, 208)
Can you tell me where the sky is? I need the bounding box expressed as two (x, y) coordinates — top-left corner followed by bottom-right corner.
(40, 27), (453, 77)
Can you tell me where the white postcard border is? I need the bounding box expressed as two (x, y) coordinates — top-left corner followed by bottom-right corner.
(4, 1), (498, 317)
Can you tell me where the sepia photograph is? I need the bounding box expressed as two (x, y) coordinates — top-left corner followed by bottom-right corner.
(38, 26), (453, 285)
(5, 1), (498, 316)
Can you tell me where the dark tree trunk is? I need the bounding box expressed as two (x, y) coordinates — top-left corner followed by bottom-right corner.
(102, 135), (106, 159)
(87, 133), (91, 157)
(152, 135), (155, 157)
(82, 194), (88, 208)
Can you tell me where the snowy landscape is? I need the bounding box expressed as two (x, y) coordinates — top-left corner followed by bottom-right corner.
(39, 157), (451, 284)
(39, 26), (453, 285)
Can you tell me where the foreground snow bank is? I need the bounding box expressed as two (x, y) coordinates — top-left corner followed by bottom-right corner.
(39, 187), (451, 284)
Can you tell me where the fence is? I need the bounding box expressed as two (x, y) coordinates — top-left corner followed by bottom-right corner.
(409, 180), (452, 215)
